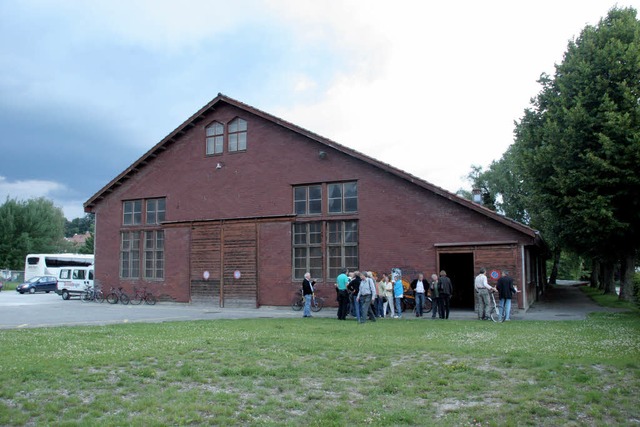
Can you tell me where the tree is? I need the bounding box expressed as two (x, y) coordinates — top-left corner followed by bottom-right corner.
(65, 214), (95, 238)
(0, 197), (67, 270)
(513, 7), (640, 300)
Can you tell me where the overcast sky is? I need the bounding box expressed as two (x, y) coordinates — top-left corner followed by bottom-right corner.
(0, 0), (635, 219)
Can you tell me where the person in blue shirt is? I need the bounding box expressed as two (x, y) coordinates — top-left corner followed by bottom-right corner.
(393, 276), (404, 318)
(335, 269), (350, 320)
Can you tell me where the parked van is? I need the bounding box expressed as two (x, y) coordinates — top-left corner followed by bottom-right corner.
(56, 266), (94, 300)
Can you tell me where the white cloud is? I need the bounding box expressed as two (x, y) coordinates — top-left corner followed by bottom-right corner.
(268, 0), (630, 192)
(0, 176), (84, 220)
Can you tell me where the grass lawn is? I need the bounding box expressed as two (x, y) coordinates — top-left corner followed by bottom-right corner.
(0, 305), (638, 425)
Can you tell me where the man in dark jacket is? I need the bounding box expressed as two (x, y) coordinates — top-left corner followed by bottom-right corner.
(438, 270), (453, 319)
(496, 270), (518, 321)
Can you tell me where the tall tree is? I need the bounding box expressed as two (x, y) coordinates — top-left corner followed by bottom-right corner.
(513, 7), (640, 299)
(0, 197), (66, 270)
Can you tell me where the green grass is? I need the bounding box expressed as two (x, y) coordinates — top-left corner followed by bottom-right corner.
(0, 281), (18, 291)
(0, 312), (639, 426)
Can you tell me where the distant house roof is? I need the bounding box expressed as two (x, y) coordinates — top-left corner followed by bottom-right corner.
(65, 232), (91, 245)
(84, 93), (540, 241)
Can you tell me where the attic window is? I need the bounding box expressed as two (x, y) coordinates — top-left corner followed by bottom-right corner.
(228, 118), (247, 152)
(206, 121), (224, 155)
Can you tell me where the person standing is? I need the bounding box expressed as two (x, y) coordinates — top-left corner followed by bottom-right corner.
(356, 272), (376, 323)
(496, 270), (519, 321)
(429, 273), (441, 319)
(347, 271), (361, 321)
(376, 273), (388, 318)
(410, 273), (427, 317)
(383, 274), (394, 318)
(302, 272), (315, 318)
(438, 270), (453, 319)
(393, 276), (404, 319)
(474, 268), (494, 320)
(335, 268), (350, 320)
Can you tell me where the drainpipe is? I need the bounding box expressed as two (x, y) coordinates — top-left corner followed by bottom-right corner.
(521, 245), (526, 309)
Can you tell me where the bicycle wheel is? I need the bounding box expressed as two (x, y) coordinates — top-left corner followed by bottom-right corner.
(490, 307), (503, 323)
(119, 293), (130, 305)
(311, 297), (324, 312)
(144, 294), (157, 305)
(80, 291), (91, 302)
(94, 290), (104, 303)
(130, 293), (143, 305)
(291, 296), (303, 311)
(424, 298), (432, 313)
(107, 292), (118, 304)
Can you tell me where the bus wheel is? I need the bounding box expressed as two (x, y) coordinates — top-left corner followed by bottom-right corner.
(62, 290), (70, 300)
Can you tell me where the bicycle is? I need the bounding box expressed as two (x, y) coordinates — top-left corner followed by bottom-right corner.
(80, 284), (104, 303)
(488, 292), (504, 323)
(291, 289), (324, 312)
(107, 287), (130, 305)
(130, 286), (157, 305)
(400, 292), (433, 314)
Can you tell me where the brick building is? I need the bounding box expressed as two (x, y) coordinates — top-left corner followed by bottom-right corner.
(85, 94), (546, 310)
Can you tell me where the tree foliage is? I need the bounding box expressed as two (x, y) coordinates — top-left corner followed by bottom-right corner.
(65, 214), (94, 238)
(0, 197), (67, 270)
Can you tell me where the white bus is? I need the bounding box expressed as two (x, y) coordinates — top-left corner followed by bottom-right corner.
(24, 253), (94, 281)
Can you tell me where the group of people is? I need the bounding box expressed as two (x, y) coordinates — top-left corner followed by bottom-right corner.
(474, 268), (519, 321)
(302, 267), (519, 322)
(331, 269), (453, 323)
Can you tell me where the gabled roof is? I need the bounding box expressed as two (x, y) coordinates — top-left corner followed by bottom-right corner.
(84, 93), (540, 240)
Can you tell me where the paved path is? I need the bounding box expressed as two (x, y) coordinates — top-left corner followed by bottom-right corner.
(0, 282), (620, 329)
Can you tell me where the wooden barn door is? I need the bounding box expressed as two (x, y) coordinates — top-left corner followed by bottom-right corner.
(220, 222), (258, 307)
(189, 220), (258, 307)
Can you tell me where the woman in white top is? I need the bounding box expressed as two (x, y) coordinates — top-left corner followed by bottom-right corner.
(381, 273), (394, 317)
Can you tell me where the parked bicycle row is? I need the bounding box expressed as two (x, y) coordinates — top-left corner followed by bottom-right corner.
(79, 285), (157, 305)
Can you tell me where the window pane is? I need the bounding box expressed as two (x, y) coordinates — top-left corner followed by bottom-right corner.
(308, 185), (322, 214)
(237, 132), (247, 151)
(344, 197), (358, 213)
(328, 198), (342, 213)
(294, 187), (307, 215)
(328, 184), (342, 198)
(328, 222), (341, 244)
(229, 134), (238, 152)
(344, 182), (358, 198)
(344, 221), (358, 243)
(309, 222), (322, 245)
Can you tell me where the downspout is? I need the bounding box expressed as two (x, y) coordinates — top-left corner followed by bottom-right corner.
(521, 244), (526, 309)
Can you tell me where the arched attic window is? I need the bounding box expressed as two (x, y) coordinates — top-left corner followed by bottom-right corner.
(228, 117), (247, 152)
(205, 121), (224, 155)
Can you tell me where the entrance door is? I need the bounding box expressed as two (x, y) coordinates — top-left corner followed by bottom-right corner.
(439, 252), (474, 309)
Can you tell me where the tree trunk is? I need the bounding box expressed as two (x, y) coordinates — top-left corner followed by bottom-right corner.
(619, 251), (636, 301)
(590, 259), (600, 288)
(601, 261), (617, 295)
(549, 249), (561, 285)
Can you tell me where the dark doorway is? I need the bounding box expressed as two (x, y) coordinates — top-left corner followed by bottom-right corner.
(439, 252), (474, 309)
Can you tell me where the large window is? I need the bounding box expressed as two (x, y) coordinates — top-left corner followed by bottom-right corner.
(120, 231), (141, 278)
(293, 222), (323, 280)
(144, 231), (164, 279)
(328, 182), (358, 214)
(228, 118), (247, 152)
(146, 198), (166, 225)
(294, 185), (322, 215)
(292, 220), (358, 280)
(123, 200), (142, 225)
(205, 121), (224, 155)
(121, 198), (165, 279)
(327, 221), (358, 279)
